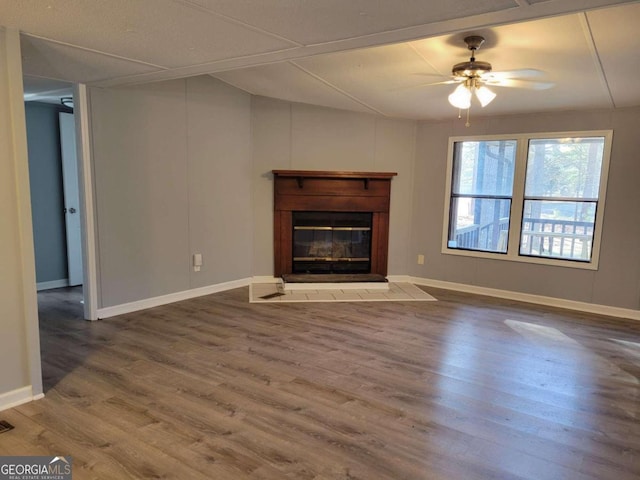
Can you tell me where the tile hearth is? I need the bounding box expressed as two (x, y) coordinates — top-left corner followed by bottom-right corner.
(249, 282), (436, 303)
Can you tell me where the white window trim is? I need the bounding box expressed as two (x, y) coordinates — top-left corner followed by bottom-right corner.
(441, 130), (613, 270)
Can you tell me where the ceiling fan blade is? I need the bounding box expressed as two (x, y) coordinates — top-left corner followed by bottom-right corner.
(420, 79), (459, 86)
(486, 78), (555, 90)
(483, 69), (545, 80)
(392, 79), (459, 91)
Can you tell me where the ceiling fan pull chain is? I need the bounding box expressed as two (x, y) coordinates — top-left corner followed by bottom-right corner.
(465, 108), (471, 127)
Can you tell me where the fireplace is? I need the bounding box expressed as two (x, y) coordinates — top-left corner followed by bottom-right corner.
(273, 170), (397, 278)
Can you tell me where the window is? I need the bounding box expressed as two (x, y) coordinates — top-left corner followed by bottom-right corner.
(443, 131), (612, 269)
(447, 139), (517, 253)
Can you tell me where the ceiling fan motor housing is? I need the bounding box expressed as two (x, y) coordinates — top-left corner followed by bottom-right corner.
(464, 35), (486, 51)
(452, 35), (492, 79)
(452, 60), (492, 79)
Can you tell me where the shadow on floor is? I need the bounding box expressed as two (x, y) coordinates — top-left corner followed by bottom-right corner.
(37, 286), (95, 391)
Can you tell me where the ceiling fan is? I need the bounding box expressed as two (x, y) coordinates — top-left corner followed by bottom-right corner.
(430, 35), (554, 111)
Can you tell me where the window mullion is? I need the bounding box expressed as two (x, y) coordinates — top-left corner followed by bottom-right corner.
(523, 196), (599, 202)
(508, 137), (528, 258)
(451, 194), (513, 200)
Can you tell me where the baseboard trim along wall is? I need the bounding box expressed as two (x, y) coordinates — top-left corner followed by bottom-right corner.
(409, 276), (640, 321)
(96, 278), (251, 319)
(0, 386), (44, 412)
(36, 279), (69, 291)
(252, 275), (281, 284)
(95, 275), (639, 321)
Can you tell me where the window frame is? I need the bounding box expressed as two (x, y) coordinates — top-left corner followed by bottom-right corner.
(441, 130), (613, 270)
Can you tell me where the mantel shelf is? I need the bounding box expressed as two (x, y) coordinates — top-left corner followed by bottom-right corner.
(273, 170), (397, 190)
(272, 170), (397, 180)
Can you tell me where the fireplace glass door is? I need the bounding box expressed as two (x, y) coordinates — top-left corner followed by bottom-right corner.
(292, 212), (372, 274)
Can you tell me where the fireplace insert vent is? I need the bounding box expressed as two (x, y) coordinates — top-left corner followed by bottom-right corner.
(292, 212), (372, 274)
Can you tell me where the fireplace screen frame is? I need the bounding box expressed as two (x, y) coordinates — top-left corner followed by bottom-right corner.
(292, 211), (373, 274)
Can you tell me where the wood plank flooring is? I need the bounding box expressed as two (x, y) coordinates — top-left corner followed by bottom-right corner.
(1, 286), (639, 479)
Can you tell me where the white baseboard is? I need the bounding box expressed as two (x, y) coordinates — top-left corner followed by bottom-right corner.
(36, 279), (69, 291)
(93, 274), (639, 321)
(411, 276), (640, 321)
(252, 275), (280, 283)
(0, 386), (41, 412)
(97, 277), (251, 319)
(387, 275), (412, 283)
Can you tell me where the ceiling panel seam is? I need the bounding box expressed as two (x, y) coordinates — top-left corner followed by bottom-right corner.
(91, 46), (303, 87)
(21, 33), (169, 70)
(407, 43), (448, 77)
(288, 61), (387, 116)
(579, 12), (616, 108)
(174, 0), (304, 47)
(210, 74), (257, 96)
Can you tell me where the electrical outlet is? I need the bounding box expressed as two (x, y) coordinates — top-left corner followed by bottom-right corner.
(417, 254), (425, 265)
(193, 253), (203, 272)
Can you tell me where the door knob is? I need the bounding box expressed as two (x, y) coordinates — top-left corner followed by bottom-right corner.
(68, 207), (77, 214)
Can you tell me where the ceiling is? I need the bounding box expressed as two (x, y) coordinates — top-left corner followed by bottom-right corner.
(5, 0), (639, 120)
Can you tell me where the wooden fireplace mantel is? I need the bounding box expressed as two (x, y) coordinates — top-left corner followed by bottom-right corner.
(272, 170), (397, 191)
(272, 170), (397, 277)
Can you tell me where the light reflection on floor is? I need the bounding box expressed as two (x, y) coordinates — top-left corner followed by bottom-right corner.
(505, 319), (639, 418)
(431, 315), (640, 468)
(611, 339), (640, 364)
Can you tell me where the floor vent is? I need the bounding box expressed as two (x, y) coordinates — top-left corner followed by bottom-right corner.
(0, 420), (15, 433)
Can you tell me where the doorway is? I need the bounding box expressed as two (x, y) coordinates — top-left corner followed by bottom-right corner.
(23, 78), (97, 320)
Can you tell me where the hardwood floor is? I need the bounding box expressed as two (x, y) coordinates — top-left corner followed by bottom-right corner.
(1, 286), (639, 479)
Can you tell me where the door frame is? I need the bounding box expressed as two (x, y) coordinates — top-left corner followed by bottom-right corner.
(74, 84), (99, 321)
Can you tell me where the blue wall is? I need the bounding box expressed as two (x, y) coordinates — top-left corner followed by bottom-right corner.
(25, 102), (71, 285)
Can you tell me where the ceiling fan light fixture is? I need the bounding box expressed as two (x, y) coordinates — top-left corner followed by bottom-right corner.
(475, 85), (496, 107)
(448, 83), (472, 109)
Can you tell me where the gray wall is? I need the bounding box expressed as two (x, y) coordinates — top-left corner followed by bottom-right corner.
(409, 107), (640, 310)
(87, 78), (639, 312)
(251, 96), (417, 276)
(89, 76), (252, 308)
(25, 102), (69, 284)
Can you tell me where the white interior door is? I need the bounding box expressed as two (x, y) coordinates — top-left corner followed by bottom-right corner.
(59, 112), (83, 286)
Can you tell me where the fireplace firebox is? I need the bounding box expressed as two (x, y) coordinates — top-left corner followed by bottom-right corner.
(273, 170), (397, 278)
(292, 212), (372, 274)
